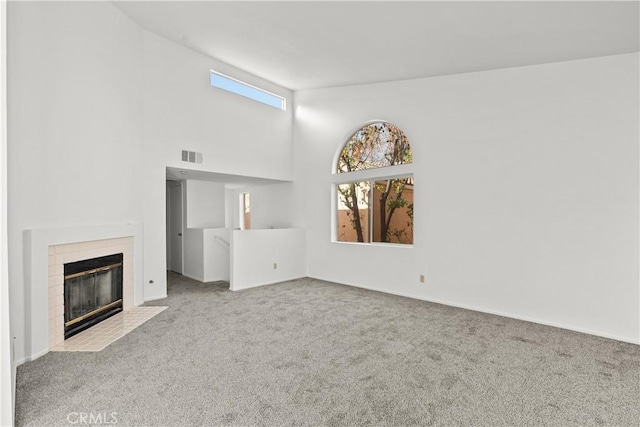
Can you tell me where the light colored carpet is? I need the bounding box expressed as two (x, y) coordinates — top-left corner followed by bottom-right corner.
(15, 272), (640, 426)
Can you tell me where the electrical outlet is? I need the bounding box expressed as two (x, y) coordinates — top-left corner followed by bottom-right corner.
(273, 263), (278, 270)
(419, 274), (425, 283)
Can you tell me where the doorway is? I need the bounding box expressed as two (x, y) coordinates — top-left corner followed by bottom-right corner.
(166, 181), (184, 274)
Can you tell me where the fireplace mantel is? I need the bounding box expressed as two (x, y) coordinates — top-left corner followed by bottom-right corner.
(24, 224), (143, 361)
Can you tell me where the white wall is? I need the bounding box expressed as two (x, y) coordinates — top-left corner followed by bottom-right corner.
(294, 54), (639, 343)
(227, 182), (295, 230)
(1, 0), (14, 423)
(165, 182), (172, 268)
(185, 180), (225, 228)
(7, 1), (144, 364)
(203, 228), (230, 282)
(230, 229), (306, 291)
(183, 228), (204, 281)
(142, 31), (293, 181)
(7, 1), (295, 363)
(141, 30), (293, 304)
(249, 182), (296, 229)
(183, 228), (230, 283)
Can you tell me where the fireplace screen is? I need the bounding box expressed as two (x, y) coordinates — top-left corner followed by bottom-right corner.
(64, 253), (123, 339)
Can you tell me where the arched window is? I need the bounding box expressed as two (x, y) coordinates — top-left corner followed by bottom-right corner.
(335, 122), (414, 244)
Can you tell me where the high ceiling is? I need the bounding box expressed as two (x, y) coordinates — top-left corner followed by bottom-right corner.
(115, 1), (639, 91)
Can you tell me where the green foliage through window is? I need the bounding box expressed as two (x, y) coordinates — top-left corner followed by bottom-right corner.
(336, 122), (413, 244)
(338, 122), (412, 173)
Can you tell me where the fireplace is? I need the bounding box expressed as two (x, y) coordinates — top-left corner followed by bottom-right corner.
(64, 253), (124, 339)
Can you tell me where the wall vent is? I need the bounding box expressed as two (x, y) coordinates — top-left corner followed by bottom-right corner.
(181, 150), (203, 164)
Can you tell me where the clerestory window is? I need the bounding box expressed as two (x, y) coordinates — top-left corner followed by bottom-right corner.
(210, 70), (286, 110)
(335, 122), (413, 245)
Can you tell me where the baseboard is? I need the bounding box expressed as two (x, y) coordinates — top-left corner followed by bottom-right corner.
(143, 293), (167, 303)
(231, 275), (305, 292)
(202, 276), (230, 283)
(182, 273), (229, 285)
(181, 273), (204, 283)
(15, 346), (49, 366)
(309, 276), (640, 345)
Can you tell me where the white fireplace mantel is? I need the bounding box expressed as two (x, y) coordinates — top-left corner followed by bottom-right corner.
(24, 223), (144, 361)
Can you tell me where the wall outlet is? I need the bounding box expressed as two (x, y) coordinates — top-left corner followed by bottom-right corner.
(419, 274), (425, 283)
(273, 263), (278, 270)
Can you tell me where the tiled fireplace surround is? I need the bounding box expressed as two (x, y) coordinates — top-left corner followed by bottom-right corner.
(47, 237), (134, 350)
(25, 224), (144, 361)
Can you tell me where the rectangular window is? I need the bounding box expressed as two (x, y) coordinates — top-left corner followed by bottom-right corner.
(336, 177), (413, 244)
(337, 182), (370, 243)
(371, 178), (413, 244)
(210, 70), (286, 110)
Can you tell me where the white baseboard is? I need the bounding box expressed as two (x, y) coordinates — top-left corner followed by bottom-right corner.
(143, 293), (167, 303)
(309, 276), (640, 346)
(202, 276), (230, 283)
(181, 273), (203, 283)
(181, 273), (231, 285)
(231, 275), (304, 292)
(15, 345), (49, 366)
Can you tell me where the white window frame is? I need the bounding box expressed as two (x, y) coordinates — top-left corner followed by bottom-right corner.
(332, 165), (414, 247)
(210, 70), (286, 111)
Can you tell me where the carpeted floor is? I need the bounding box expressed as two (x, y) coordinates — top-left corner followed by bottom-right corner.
(15, 273), (640, 426)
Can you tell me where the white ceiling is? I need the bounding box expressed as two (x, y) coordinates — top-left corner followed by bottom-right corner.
(115, 1), (639, 91)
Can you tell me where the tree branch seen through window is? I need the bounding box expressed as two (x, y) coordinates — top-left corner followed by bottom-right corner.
(336, 122), (413, 244)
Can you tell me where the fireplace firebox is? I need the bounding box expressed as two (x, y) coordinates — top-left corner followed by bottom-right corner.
(64, 253), (123, 339)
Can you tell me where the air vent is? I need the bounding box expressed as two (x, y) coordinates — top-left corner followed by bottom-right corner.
(181, 150), (203, 164)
